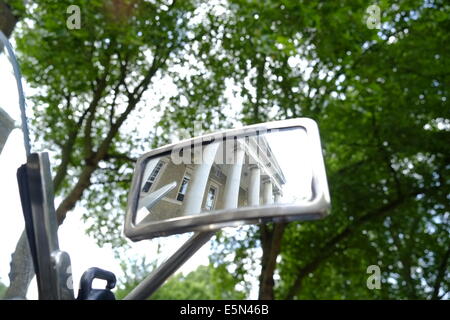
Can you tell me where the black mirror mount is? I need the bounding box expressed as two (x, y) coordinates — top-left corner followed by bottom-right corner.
(17, 152), (75, 300)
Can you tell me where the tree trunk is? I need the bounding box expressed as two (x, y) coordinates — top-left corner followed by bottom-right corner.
(0, 0), (18, 51)
(258, 223), (286, 300)
(4, 232), (34, 299)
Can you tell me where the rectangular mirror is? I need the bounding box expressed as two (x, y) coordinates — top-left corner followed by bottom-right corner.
(125, 118), (330, 240)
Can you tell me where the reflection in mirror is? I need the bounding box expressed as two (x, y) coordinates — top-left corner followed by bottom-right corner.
(136, 127), (313, 224)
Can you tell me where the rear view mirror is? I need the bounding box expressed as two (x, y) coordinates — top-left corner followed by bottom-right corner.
(124, 118), (330, 241)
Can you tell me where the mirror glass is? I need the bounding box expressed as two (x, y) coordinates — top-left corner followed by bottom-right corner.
(135, 127), (314, 224)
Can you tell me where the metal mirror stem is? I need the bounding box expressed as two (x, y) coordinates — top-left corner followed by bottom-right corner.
(124, 231), (215, 300)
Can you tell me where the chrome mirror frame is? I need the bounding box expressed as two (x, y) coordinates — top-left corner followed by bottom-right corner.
(124, 118), (330, 241)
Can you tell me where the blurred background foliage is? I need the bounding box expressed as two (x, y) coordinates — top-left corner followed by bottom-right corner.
(2, 0), (449, 299)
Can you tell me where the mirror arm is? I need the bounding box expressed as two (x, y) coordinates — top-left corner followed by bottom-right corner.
(123, 231), (215, 300)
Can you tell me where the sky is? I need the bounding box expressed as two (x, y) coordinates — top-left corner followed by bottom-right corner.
(265, 128), (314, 202)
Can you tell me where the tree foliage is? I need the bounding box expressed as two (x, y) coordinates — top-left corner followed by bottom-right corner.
(4, 0), (449, 299)
(13, 0), (201, 246)
(157, 0), (449, 299)
(115, 260), (246, 300)
(0, 281), (7, 299)
(4, 0), (203, 297)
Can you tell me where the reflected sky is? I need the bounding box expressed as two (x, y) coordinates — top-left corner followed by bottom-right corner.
(264, 128), (313, 203)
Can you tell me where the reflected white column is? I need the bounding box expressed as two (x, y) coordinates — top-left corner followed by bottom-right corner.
(248, 165), (261, 206)
(222, 147), (245, 209)
(183, 142), (219, 216)
(274, 190), (282, 204)
(263, 179), (273, 205)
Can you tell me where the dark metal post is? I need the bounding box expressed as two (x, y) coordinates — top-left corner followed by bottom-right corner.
(17, 152), (74, 300)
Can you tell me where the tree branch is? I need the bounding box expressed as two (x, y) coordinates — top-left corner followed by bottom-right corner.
(53, 98), (96, 192)
(91, 177), (132, 186)
(109, 51), (130, 126)
(129, 47), (170, 103)
(284, 188), (427, 299)
(259, 222), (286, 300)
(104, 152), (137, 163)
(56, 47), (171, 225)
(83, 75), (108, 162)
(389, 219), (419, 299)
(431, 247), (450, 300)
(0, 1), (18, 51)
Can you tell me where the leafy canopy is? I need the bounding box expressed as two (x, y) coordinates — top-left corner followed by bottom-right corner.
(6, 0), (449, 299)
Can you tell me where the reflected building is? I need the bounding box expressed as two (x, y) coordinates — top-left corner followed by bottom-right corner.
(138, 135), (286, 221)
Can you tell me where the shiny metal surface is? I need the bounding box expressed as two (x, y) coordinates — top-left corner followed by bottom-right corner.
(125, 118), (330, 241)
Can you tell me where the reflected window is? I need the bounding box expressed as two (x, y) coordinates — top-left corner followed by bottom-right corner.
(142, 161), (164, 193)
(205, 186), (217, 211)
(177, 175), (190, 201)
